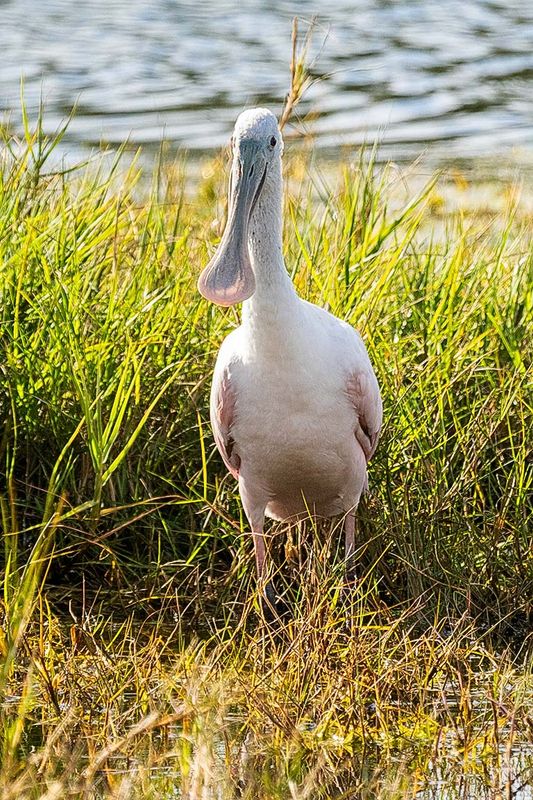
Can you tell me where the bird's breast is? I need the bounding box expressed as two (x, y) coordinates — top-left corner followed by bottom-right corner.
(213, 302), (373, 516)
(231, 359), (358, 501)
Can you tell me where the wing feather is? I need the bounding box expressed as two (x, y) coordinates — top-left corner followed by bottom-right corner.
(347, 370), (382, 462)
(210, 367), (240, 479)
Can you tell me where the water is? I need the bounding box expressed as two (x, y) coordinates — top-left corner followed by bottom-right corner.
(1, 0), (532, 164)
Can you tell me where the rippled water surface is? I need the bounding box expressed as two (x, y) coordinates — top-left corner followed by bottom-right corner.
(1, 0), (532, 162)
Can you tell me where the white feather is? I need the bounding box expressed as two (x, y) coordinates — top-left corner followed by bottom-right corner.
(204, 108), (382, 582)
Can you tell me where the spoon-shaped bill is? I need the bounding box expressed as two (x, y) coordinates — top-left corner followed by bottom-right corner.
(198, 142), (267, 306)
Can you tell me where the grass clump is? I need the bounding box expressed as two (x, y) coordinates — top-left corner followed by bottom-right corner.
(0, 112), (531, 796)
(1, 582), (532, 798)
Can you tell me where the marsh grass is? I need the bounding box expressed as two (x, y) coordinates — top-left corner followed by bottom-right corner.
(0, 111), (531, 797)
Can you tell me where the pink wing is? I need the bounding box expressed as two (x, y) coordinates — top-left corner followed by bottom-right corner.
(210, 368), (240, 479)
(347, 371), (382, 462)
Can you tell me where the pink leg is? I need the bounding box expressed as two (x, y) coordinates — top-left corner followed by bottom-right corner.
(253, 529), (267, 578)
(239, 480), (277, 612)
(344, 510), (357, 584)
(252, 526), (277, 613)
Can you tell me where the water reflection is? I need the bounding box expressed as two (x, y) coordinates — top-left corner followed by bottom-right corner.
(0, 0), (532, 161)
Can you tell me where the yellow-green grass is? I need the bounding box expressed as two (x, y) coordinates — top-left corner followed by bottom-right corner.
(0, 115), (532, 797)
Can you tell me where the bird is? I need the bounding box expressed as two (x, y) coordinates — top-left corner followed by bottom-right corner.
(198, 107), (382, 610)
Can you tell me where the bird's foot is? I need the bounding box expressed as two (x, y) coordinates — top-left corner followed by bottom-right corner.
(260, 580), (278, 623)
(343, 570), (358, 592)
(258, 579), (289, 625)
(342, 568), (359, 632)
(344, 557), (358, 591)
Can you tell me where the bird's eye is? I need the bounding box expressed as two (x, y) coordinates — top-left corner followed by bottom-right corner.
(270, 136), (277, 147)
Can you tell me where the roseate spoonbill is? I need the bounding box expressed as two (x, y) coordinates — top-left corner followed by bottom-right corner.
(198, 108), (382, 608)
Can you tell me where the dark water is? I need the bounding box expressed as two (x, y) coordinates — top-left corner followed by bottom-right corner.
(1, 0), (532, 163)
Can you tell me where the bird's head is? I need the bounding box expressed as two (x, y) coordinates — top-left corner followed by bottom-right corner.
(198, 107), (283, 306)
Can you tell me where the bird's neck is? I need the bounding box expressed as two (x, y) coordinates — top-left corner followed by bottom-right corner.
(242, 160), (297, 324)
